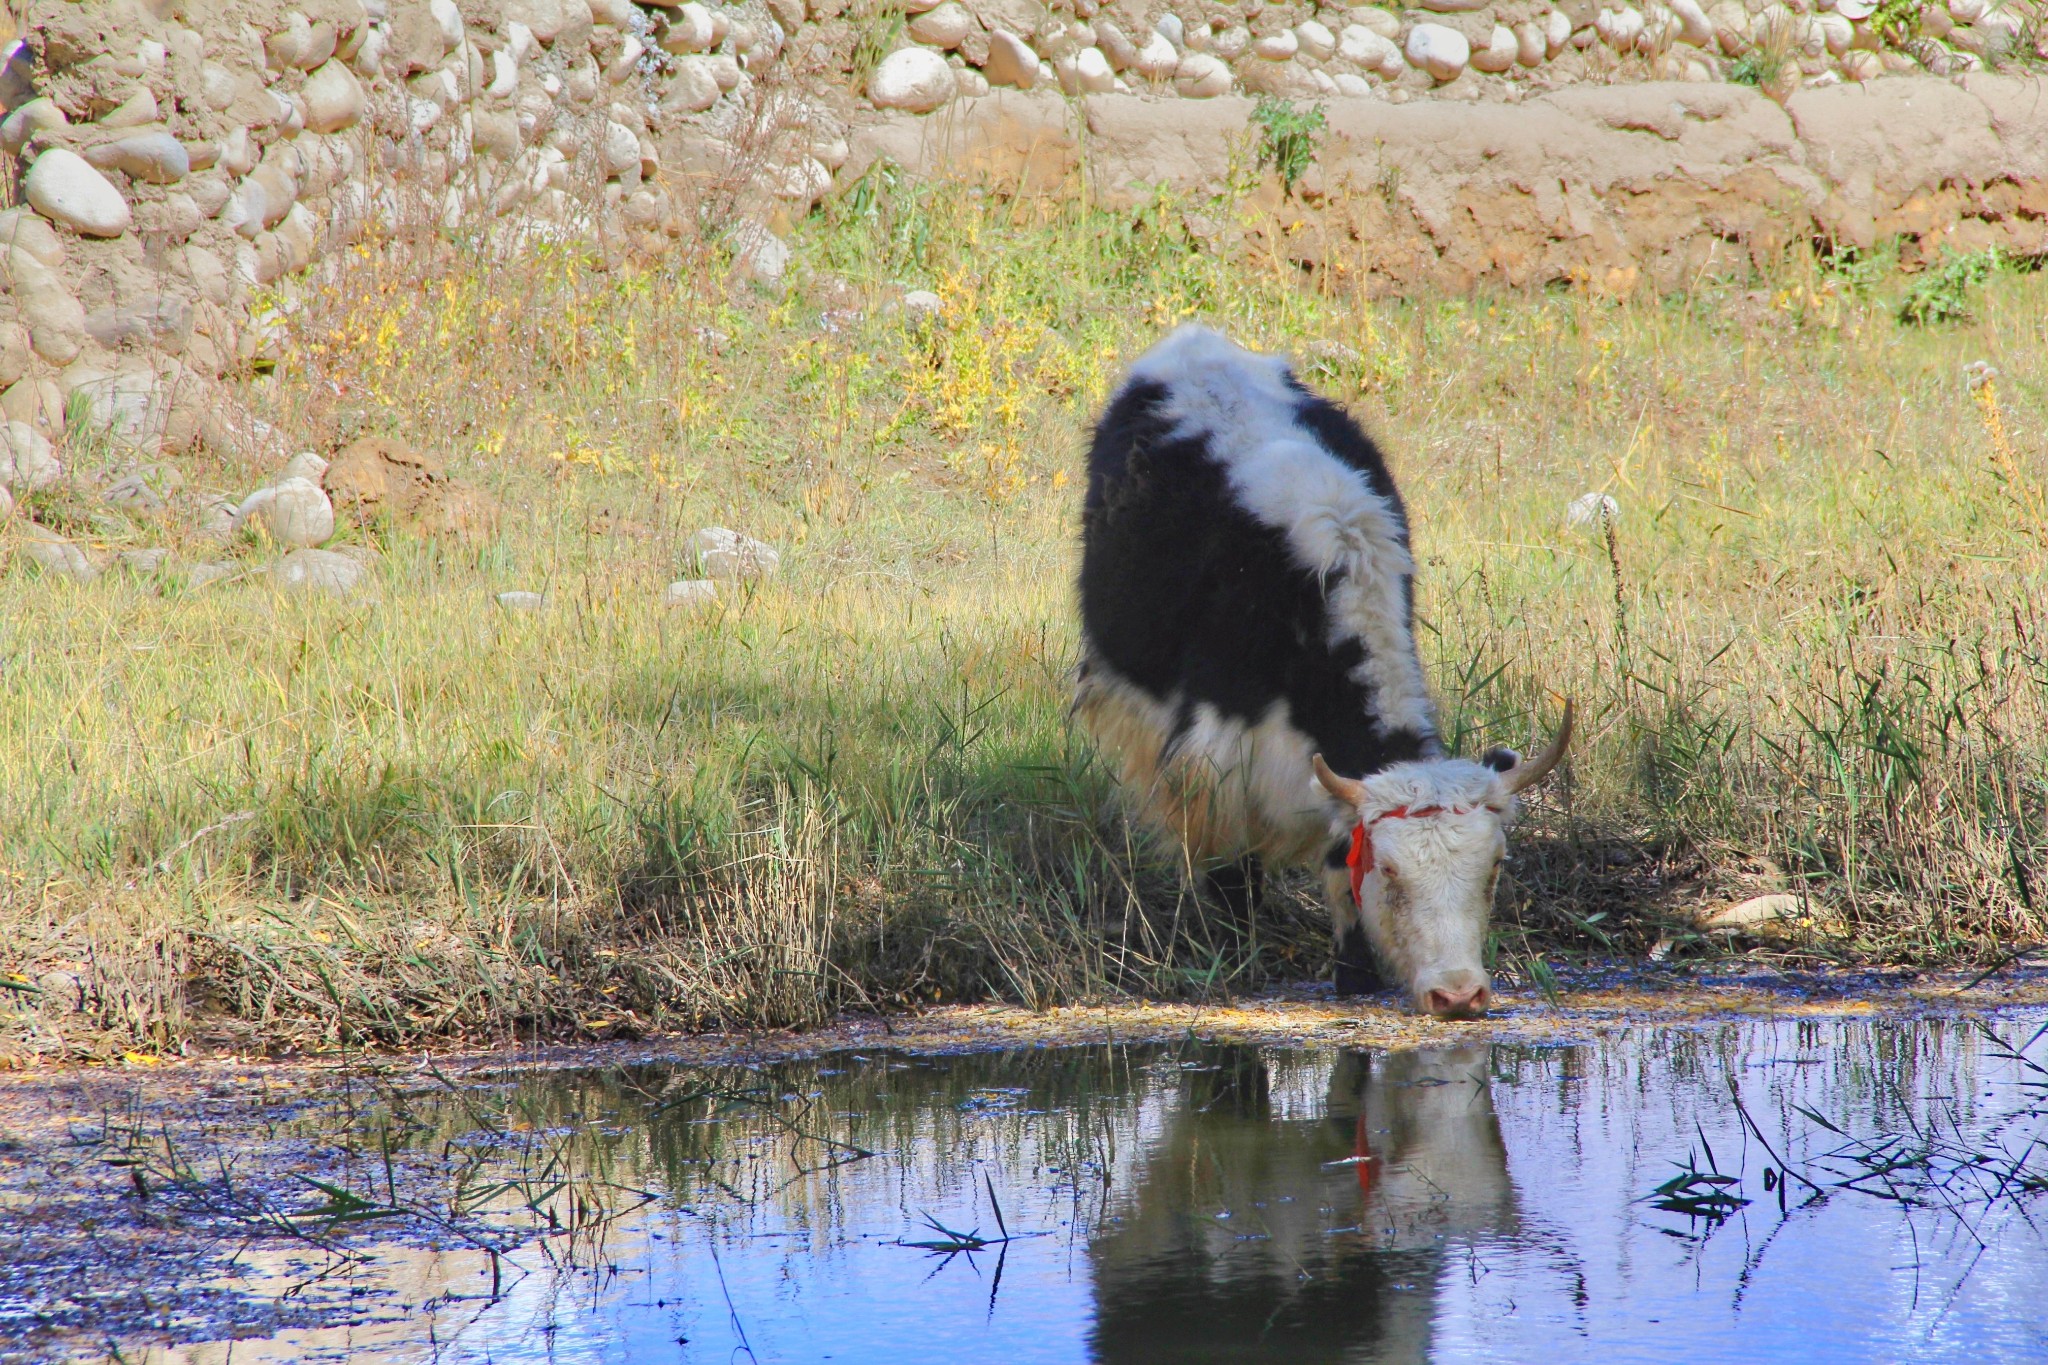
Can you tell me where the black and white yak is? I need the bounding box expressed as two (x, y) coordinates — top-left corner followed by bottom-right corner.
(1075, 326), (1572, 1020)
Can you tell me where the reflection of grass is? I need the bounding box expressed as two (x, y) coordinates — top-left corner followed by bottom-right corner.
(6, 171), (2048, 1057)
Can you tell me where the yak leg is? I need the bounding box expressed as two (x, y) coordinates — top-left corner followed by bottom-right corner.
(1204, 854), (1265, 938)
(1323, 841), (1386, 997)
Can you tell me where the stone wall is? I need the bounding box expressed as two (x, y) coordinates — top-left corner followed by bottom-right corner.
(0, 0), (2044, 468)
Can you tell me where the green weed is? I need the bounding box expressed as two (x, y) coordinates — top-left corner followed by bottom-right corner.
(1249, 96), (1326, 198)
(1899, 246), (2009, 324)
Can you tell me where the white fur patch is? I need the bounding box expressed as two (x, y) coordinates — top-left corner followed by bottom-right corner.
(1123, 325), (1437, 741)
(1074, 661), (1336, 865)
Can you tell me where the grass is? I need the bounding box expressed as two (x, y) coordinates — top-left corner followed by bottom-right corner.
(3, 166), (2047, 1062)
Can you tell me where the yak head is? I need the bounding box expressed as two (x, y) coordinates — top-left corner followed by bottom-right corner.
(1311, 704), (1573, 1020)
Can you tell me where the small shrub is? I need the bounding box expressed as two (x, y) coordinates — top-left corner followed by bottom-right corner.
(1815, 239), (1901, 295)
(1726, 50), (1769, 84)
(1869, 0), (1921, 47)
(1900, 247), (2007, 325)
(1250, 97), (1326, 199)
(848, 0), (907, 92)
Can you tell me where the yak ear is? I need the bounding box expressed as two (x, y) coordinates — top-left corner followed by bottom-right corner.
(1311, 754), (1366, 808)
(1480, 747), (1520, 774)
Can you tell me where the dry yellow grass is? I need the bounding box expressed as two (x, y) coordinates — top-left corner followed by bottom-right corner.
(3, 174), (2045, 1062)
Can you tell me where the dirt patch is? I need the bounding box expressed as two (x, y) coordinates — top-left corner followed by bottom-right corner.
(324, 435), (498, 539)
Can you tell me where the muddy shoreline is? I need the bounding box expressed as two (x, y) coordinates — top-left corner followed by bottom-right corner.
(7, 961), (2048, 1088)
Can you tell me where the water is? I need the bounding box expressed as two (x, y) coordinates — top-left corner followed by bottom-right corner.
(36, 1011), (2048, 1363)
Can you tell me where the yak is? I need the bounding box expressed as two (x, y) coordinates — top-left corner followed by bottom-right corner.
(1075, 325), (1570, 1019)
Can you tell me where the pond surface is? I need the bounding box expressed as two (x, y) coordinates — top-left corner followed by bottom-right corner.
(21, 1009), (2048, 1364)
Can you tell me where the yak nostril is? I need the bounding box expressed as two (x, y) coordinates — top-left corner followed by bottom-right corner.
(1424, 985), (1490, 1019)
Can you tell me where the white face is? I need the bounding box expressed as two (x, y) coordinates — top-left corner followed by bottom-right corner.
(1312, 708), (1572, 1019)
(1354, 791), (1513, 1019)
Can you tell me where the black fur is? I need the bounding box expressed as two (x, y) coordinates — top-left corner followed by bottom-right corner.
(1078, 376), (1432, 782)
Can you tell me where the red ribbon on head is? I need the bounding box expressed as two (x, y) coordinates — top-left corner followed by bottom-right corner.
(1345, 802), (1504, 906)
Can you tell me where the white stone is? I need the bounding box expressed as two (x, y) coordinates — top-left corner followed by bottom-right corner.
(731, 221), (791, 288)
(1596, 6), (1646, 47)
(25, 149), (132, 238)
(1471, 22), (1519, 68)
(662, 2), (718, 51)
(1566, 491), (1620, 527)
(1173, 50), (1232, 94)
(1949, 0), (1986, 21)
(1547, 8), (1576, 51)
(666, 56), (723, 110)
(236, 476), (335, 547)
(1155, 13), (1184, 44)
(272, 547), (366, 597)
(1211, 24), (1250, 57)
(83, 132), (188, 185)
(1, 98), (66, 157)
(431, 0), (466, 50)
(187, 559), (243, 588)
(1294, 19), (1337, 57)
(1405, 22), (1470, 78)
(351, 25), (387, 74)
(1333, 71), (1375, 93)
(1253, 29), (1299, 58)
(602, 33), (643, 81)
(1514, 19), (1548, 62)
(705, 52), (745, 90)
(1352, 7), (1403, 38)
(1698, 893), (1803, 931)
(0, 421), (59, 491)
(867, 46), (955, 110)
(302, 60), (366, 133)
(768, 156), (831, 205)
(0, 483), (11, 521)
(691, 527), (779, 580)
(14, 523), (99, 583)
(602, 120), (640, 176)
(984, 29), (1040, 86)
(1132, 30), (1180, 76)
(902, 288), (943, 321)
(1816, 11), (1853, 50)
(664, 578), (718, 609)
(1668, 0), (1716, 43)
(1341, 24), (1406, 73)
(281, 450), (329, 483)
(1074, 45), (1116, 90)
(487, 48), (518, 96)
(101, 87), (159, 130)
(909, 1), (974, 47)
(1834, 0), (1876, 15)
(497, 589), (546, 610)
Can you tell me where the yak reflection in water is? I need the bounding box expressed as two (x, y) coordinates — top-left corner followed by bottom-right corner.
(1087, 1046), (1517, 1364)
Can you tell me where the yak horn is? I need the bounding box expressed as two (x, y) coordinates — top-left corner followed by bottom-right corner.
(1503, 700), (1575, 795)
(1311, 753), (1366, 808)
